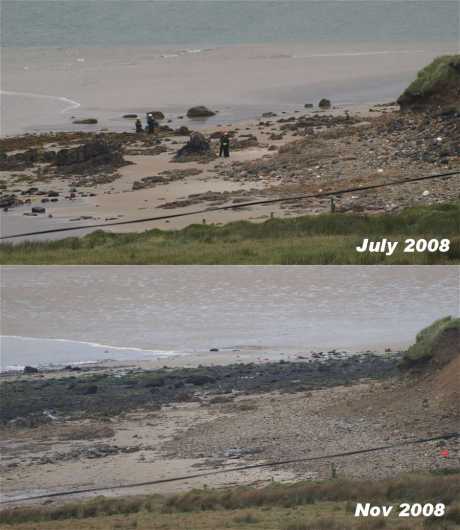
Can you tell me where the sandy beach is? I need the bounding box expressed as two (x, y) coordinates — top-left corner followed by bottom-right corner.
(1, 95), (459, 242)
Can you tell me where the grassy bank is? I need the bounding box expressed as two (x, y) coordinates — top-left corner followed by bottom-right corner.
(2, 471), (459, 529)
(398, 54), (460, 110)
(1, 202), (459, 264)
(402, 317), (460, 367)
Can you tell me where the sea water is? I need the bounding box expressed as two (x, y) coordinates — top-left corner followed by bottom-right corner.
(1, 0), (458, 135)
(1, 266), (459, 370)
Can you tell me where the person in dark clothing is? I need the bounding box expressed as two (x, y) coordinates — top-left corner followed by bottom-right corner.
(146, 113), (158, 134)
(219, 132), (230, 157)
(135, 118), (143, 133)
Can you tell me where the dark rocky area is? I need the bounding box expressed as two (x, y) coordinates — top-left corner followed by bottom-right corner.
(53, 137), (129, 173)
(0, 136), (129, 175)
(0, 352), (400, 425)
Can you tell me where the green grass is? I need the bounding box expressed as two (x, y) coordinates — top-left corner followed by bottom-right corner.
(402, 316), (460, 367)
(1, 202), (459, 264)
(398, 54), (460, 108)
(1, 471), (459, 530)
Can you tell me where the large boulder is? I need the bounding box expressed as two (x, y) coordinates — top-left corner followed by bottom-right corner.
(186, 106), (216, 118)
(318, 98), (331, 109)
(398, 55), (460, 112)
(175, 132), (212, 159)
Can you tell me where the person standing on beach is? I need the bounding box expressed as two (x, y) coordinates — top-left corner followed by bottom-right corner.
(146, 113), (157, 134)
(135, 118), (143, 133)
(219, 132), (230, 157)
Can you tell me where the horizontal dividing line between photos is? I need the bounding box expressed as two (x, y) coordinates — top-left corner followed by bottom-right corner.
(1, 169), (459, 241)
(2, 431), (459, 504)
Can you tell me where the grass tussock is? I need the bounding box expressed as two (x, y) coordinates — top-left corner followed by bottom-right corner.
(163, 472), (460, 513)
(1, 202), (459, 264)
(1, 472), (459, 530)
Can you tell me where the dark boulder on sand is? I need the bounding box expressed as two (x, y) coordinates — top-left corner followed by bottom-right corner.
(23, 366), (39, 374)
(174, 126), (191, 136)
(175, 132), (212, 159)
(186, 106), (216, 118)
(318, 98), (332, 109)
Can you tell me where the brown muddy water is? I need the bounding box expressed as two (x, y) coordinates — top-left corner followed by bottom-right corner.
(1, 266), (458, 370)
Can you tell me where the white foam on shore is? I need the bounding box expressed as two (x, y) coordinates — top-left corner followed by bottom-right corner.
(0, 335), (184, 372)
(292, 49), (425, 59)
(0, 90), (81, 114)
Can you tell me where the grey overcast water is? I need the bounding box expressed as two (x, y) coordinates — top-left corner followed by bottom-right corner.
(2, 1), (458, 135)
(1, 266), (459, 370)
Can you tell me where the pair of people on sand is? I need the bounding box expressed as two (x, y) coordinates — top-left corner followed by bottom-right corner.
(135, 113), (158, 134)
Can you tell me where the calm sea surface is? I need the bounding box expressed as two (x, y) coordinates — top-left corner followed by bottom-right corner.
(2, 1), (458, 48)
(1, 266), (459, 369)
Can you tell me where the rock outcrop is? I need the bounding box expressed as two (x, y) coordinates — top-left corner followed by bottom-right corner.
(54, 137), (128, 173)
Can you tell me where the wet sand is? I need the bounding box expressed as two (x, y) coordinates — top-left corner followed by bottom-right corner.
(3, 41), (457, 136)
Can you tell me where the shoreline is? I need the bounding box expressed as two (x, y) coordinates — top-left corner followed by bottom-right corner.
(0, 345), (400, 376)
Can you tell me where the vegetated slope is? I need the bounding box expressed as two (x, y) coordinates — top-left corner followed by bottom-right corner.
(401, 316), (460, 413)
(398, 55), (460, 111)
(333, 318), (460, 439)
